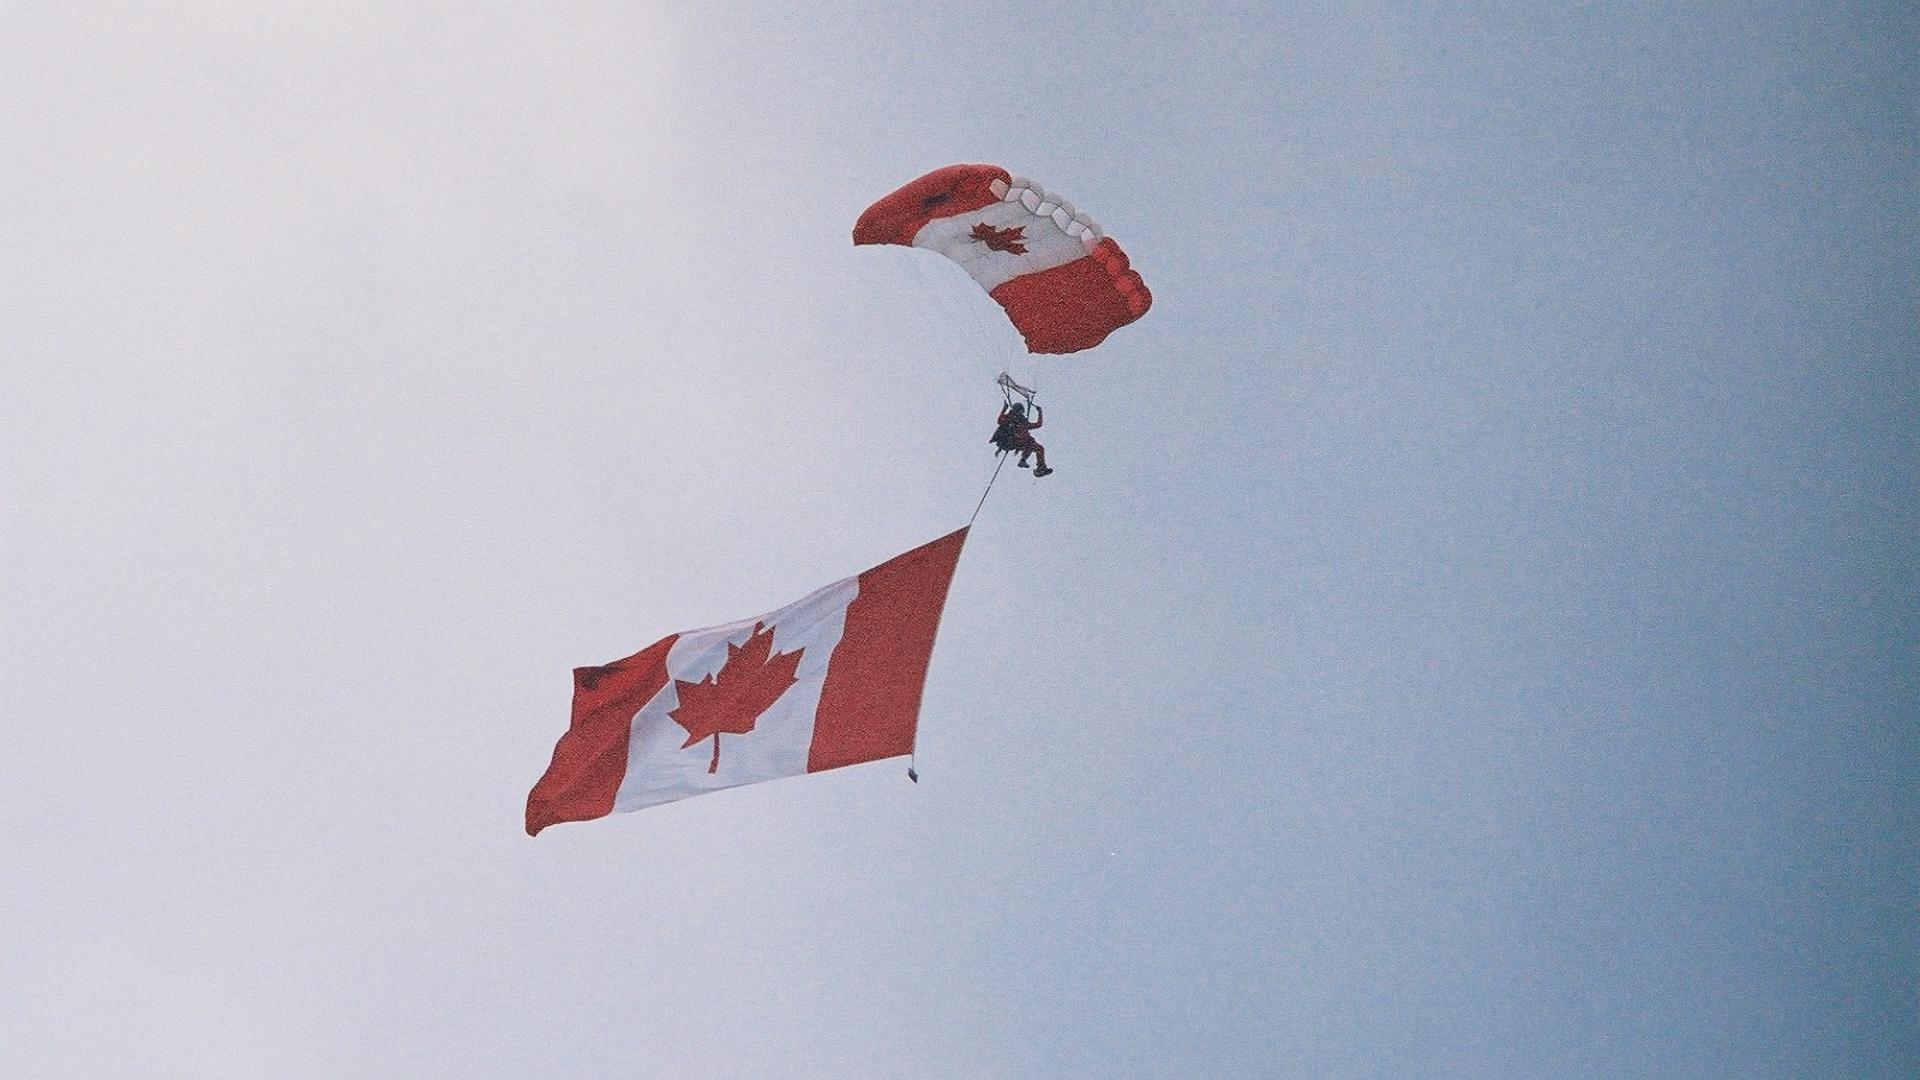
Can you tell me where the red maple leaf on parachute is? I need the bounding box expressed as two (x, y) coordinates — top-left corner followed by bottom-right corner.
(970, 222), (1028, 255)
(669, 622), (804, 773)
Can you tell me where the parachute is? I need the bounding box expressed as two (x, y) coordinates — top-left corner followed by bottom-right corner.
(853, 164), (1151, 354)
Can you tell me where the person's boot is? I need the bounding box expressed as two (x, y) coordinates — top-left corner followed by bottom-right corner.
(1033, 465), (1053, 477)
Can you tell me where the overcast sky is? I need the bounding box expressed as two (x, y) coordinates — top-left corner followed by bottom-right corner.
(3, 4), (1915, 1078)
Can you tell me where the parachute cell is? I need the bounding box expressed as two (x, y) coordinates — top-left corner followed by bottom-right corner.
(853, 164), (1151, 354)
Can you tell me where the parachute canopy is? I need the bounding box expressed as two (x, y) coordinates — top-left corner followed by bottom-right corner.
(853, 164), (1151, 354)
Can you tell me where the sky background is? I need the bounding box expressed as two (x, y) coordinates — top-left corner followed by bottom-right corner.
(3, 3), (1915, 1077)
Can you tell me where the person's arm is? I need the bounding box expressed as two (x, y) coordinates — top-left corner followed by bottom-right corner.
(1029, 405), (1043, 430)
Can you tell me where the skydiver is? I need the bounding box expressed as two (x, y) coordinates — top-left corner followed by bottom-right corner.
(990, 401), (1051, 477)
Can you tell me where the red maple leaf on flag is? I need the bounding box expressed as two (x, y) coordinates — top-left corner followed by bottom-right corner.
(970, 222), (1028, 255)
(669, 622), (805, 773)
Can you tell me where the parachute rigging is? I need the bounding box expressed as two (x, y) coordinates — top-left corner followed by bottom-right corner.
(996, 371), (1037, 408)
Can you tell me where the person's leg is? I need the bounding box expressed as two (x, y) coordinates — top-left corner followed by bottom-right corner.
(1032, 443), (1051, 476)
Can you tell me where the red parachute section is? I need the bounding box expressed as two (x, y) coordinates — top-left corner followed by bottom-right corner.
(855, 164), (1151, 354)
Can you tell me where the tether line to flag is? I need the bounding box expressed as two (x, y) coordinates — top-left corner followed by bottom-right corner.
(968, 451), (1009, 528)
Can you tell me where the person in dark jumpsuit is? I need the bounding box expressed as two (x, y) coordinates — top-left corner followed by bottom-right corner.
(990, 401), (1051, 477)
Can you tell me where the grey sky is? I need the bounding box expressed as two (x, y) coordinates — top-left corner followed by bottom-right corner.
(2, 3), (1914, 1077)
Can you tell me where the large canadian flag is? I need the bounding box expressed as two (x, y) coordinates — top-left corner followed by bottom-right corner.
(526, 528), (968, 834)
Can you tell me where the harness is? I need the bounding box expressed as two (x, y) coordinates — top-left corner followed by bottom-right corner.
(990, 371), (1040, 453)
